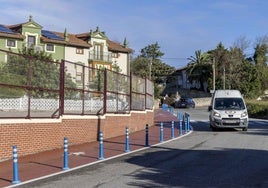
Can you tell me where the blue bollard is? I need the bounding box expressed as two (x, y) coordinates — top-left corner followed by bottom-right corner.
(169, 107), (174, 115)
(171, 121), (174, 139)
(145, 124), (149, 147)
(99, 131), (104, 160)
(162, 103), (168, 111)
(12, 146), (20, 184)
(187, 115), (190, 131)
(125, 127), (130, 152)
(179, 113), (183, 136)
(184, 113), (190, 132)
(184, 114), (187, 133)
(63, 137), (69, 170)
(160, 122), (164, 142)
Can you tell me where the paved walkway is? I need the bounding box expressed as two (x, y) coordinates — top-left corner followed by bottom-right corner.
(0, 109), (189, 188)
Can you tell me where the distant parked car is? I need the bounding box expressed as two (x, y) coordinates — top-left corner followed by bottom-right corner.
(174, 98), (195, 108)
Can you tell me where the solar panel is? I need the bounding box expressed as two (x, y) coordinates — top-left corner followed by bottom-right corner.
(42, 30), (64, 41)
(0, 25), (14, 34)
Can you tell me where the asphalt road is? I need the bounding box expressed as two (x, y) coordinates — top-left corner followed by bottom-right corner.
(18, 107), (268, 188)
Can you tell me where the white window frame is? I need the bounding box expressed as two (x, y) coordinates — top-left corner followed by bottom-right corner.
(93, 42), (103, 60)
(46, 44), (55, 52)
(112, 52), (119, 58)
(25, 32), (38, 48)
(6, 39), (17, 48)
(76, 48), (84, 54)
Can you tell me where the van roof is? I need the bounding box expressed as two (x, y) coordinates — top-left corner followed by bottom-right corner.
(214, 90), (242, 98)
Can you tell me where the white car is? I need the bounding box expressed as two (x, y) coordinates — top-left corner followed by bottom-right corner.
(208, 90), (248, 131)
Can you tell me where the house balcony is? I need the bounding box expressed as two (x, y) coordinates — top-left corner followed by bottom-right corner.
(89, 51), (113, 63)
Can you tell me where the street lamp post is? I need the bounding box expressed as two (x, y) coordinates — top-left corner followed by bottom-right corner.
(223, 66), (226, 90)
(213, 57), (215, 91)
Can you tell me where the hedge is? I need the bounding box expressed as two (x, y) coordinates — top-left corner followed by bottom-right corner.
(246, 100), (268, 119)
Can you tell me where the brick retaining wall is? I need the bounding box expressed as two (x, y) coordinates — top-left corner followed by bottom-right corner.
(0, 110), (153, 161)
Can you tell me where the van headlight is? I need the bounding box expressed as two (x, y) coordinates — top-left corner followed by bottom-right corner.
(241, 111), (248, 118)
(213, 112), (221, 118)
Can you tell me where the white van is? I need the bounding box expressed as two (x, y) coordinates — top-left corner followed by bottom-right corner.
(208, 90), (248, 131)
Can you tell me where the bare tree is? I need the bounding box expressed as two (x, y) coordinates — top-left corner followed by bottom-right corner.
(232, 36), (250, 54)
(254, 35), (268, 46)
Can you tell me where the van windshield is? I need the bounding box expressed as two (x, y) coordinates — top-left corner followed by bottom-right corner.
(214, 98), (245, 110)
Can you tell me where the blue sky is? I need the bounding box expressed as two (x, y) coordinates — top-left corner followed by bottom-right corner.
(1, 0), (267, 68)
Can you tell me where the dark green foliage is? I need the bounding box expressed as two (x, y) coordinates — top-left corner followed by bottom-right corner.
(140, 42), (164, 59)
(130, 57), (150, 78)
(246, 100), (268, 119)
(238, 61), (262, 98)
(130, 42), (175, 98)
(187, 50), (212, 91)
(152, 59), (175, 84)
(189, 40), (268, 98)
(253, 43), (268, 90)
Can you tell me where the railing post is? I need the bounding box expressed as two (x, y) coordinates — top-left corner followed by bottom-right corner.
(63, 137), (69, 170)
(125, 127), (130, 152)
(145, 124), (149, 147)
(145, 78), (147, 109)
(171, 121), (174, 139)
(99, 131), (104, 160)
(59, 59), (65, 116)
(81, 65), (85, 115)
(12, 146), (20, 184)
(160, 122), (164, 142)
(103, 69), (107, 114)
(129, 73), (132, 111)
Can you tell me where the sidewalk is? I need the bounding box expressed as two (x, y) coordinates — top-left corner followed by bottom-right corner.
(0, 109), (187, 188)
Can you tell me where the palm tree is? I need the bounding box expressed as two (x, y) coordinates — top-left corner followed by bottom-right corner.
(186, 50), (212, 91)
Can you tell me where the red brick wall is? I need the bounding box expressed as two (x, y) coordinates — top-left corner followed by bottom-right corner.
(0, 110), (154, 161)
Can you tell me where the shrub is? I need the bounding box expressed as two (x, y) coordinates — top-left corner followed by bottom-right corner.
(246, 99), (268, 119)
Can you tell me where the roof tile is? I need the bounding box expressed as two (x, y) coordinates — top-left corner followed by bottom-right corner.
(107, 39), (133, 53)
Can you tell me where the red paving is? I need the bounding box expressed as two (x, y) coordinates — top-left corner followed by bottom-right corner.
(0, 109), (187, 188)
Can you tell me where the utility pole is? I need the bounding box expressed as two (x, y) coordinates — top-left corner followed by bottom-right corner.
(149, 57), (152, 80)
(213, 57), (215, 92)
(223, 66), (226, 90)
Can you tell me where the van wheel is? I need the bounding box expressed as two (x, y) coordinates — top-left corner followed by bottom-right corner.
(242, 127), (248, 131)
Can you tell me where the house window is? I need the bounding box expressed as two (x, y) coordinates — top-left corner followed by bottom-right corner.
(46, 44), (54, 51)
(112, 52), (119, 58)
(76, 48), (84, 54)
(76, 72), (83, 84)
(7, 39), (16, 47)
(94, 44), (103, 60)
(27, 35), (36, 47)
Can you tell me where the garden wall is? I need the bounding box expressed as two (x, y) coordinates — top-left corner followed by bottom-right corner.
(0, 110), (154, 161)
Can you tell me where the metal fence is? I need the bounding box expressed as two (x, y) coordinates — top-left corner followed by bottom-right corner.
(0, 49), (154, 118)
